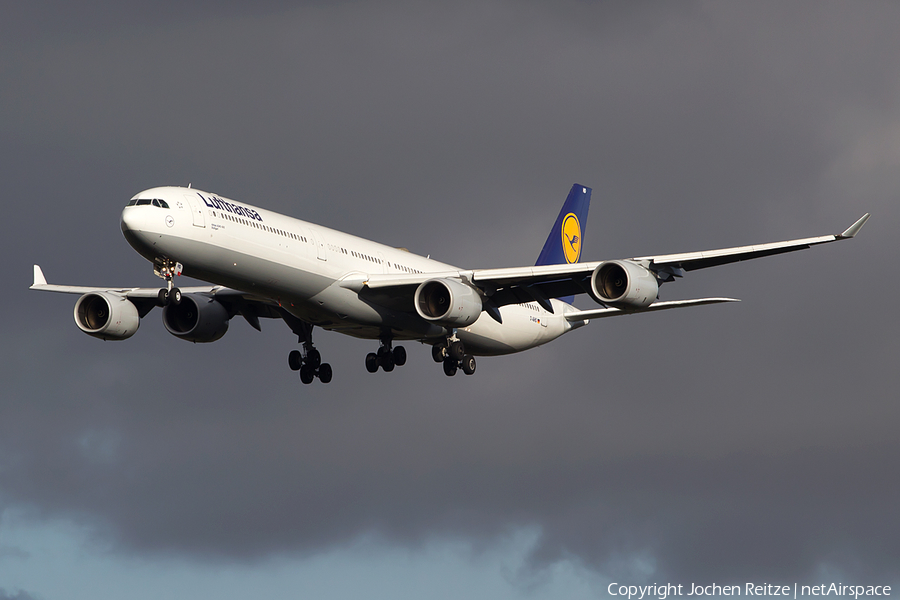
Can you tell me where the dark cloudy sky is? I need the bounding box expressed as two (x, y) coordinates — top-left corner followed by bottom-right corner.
(1, 2), (898, 598)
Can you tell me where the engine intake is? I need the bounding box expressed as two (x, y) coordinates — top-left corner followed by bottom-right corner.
(163, 295), (230, 343)
(414, 278), (483, 327)
(74, 292), (141, 340)
(590, 260), (658, 309)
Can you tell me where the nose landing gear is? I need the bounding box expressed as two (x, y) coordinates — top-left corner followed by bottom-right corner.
(154, 259), (183, 306)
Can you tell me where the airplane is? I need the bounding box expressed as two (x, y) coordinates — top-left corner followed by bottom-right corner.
(31, 184), (869, 384)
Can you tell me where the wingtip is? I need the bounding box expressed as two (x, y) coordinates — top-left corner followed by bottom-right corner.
(839, 213), (870, 239)
(32, 264), (47, 287)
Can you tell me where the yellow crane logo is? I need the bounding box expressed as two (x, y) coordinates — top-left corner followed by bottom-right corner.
(561, 213), (581, 263)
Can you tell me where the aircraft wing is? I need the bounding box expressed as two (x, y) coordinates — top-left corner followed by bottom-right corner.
(30, 265), (282, 328)
(31, 264), (266, 301)
(361, 213), (870, 310)
(631, 212), (870, 271)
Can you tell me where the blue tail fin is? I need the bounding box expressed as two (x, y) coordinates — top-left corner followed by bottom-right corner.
(536, 184), (591, 266)
(535, 184), (591, 304)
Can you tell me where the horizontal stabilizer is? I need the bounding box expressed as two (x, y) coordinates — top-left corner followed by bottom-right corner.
(565, 297), (739, 322)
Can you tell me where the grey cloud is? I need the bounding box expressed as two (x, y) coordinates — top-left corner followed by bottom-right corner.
(2, 0), (899, 586)
(0, 589), (38, 600)
(0, 547), (29, 560)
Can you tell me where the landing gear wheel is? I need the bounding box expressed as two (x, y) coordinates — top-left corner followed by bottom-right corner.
(449, 340), (465, 362)
(299, 364), (315, 384)
(169, 287), (182, 306)
(365, 352), (378, 373)
(306, 348), (322, 370)
(288, 320), (330, 383)
(432, 344), (446, 363)
(392, 346), (407, 366)
(442, 357), (458, 376)
(461, 354), (476, 375)
(157, 289), (169, 307)
(288, 350), (302, 371)
(381, 352), (395, 372)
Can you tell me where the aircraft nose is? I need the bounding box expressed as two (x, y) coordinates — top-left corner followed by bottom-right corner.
(120, 205), (154, 237)
(120, 207), (138, 233)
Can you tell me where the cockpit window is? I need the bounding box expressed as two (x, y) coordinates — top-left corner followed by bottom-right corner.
(128, 198), (169, 208)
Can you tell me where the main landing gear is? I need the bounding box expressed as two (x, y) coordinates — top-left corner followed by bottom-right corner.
(287, 324), (332, 384)
(154, 259), (183, 307)
(365, 335), (407, 374)
(431, 336), (476, 376)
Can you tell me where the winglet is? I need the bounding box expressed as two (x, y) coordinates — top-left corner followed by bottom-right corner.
(33, 264), (47, 287)
(838, 213), (870, 239)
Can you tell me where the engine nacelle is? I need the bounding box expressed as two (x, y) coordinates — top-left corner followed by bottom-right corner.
(590, 260), (659, 309)
(414, 278), (483, 328)
(74, 292), (141, 340)
(163, 295), (230, 343)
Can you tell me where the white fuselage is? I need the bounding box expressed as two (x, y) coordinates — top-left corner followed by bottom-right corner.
(120, 187), (582, 355)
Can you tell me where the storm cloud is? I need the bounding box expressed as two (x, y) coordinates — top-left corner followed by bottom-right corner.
(1, 0), (898, 587)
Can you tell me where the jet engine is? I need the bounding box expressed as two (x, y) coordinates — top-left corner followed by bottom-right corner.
(414, 278), (483, 327)
(163, 294), (230, 343)
(74, 292), (141, 340)
(590, 260), (659, 309)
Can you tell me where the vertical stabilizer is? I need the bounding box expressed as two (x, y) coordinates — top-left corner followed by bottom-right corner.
(535, 184), (591, 303)
(535, 184), (591, 266)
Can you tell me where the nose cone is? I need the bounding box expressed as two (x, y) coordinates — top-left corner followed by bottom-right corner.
(120, 206), (138, 234)
(121, 207), (156, 260)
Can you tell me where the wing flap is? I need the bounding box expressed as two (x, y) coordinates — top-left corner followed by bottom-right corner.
(363, 264), (598, 291)
(363, 271), (462, 289)
(473, 263), (595, 285)
(490, 278), (589, 309)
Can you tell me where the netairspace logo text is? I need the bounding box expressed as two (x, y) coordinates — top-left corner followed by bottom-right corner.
(607, 583), (892, 600)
